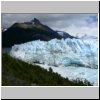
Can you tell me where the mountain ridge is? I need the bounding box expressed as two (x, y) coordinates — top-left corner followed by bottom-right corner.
(2, 18), (75, 47)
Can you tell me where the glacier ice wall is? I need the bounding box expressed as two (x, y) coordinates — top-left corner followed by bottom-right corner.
(10, 38), (98, 69)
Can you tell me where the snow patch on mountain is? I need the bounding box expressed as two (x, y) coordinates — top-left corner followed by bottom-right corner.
(57, 31), (65, 36)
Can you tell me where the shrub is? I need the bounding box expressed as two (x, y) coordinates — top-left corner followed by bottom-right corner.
(49, 67), (53, 73)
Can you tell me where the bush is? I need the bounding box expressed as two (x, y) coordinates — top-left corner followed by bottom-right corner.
(49, 67), (53, 73)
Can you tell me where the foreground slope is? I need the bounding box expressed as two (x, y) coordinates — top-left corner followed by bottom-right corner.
(2, 54), (92, 86)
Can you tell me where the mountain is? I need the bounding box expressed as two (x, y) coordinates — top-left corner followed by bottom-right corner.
(2, 18), (63, 47)
(57, 31), (75, 39)
(75, 33), (98, 39)
(80, 34), (98, 39)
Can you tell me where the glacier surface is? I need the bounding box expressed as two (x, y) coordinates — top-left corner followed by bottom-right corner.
(34, 64), (98, 86)
(10, 38), (98, 85)
(10, 38), (98, 69)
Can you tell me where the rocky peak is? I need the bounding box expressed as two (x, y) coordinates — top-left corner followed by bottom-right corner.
(31, 18), (41, 24)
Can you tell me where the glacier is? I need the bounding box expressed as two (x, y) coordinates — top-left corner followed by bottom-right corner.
(34, 64), (98, 86)
(10, 38), (98, 69)
(10, 38), (98, 85)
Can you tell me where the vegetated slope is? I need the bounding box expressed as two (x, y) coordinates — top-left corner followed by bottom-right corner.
(2, 54), (92, 86)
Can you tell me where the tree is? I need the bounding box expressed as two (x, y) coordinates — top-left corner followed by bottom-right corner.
(49, 67), (53, 73)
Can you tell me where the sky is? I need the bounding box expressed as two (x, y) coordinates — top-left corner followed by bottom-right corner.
(2, 14), (98, 37)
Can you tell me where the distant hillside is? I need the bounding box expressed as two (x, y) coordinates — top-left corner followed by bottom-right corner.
(2, 54), (92, 86)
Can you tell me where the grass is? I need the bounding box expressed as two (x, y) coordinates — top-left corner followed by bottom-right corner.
(2, 53), (93, 86)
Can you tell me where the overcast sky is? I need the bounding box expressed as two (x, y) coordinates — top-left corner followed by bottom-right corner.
(2, 14), (98, 37)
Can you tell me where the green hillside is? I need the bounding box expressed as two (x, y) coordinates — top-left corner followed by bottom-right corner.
(2, 54), (93, 86)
